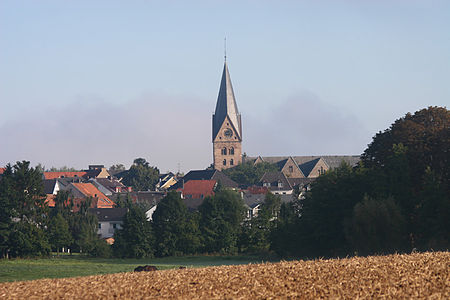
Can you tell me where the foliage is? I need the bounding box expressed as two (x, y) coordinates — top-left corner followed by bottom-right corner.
(239, 193), (281, 253)
(48, 166), (78, 172)
(113, 205), (154, 258)
(152, 191), (197, 256)
(122, 158), (160, 191)
(362, 106), (449, 195)
(199, 189), (246, 254)
(108, 164), (126, 175)
(0, 161), (49, 258)
(345, 195), (406, 255)
(48, 213), (73, 255)
(223, 161), (278, 186)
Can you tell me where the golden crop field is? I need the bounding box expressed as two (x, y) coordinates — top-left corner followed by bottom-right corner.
(0, 252), (448, 299)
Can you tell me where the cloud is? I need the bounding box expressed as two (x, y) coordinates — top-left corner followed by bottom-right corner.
(243, 91), (370, 157)
(0, 94), (213, 172)
(0, 91), (370, 172)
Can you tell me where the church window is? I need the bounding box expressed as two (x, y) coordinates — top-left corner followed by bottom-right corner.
(230, 159), (234, 166)
(223, 159), (226, 166)
(289, 166), (293, 173)
(222, 147), (227, 155)
(229, 147), (234, 155)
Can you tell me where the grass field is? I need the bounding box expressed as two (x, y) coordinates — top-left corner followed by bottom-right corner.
(0, 254), (275, 283)
(0, 252), (448, 299)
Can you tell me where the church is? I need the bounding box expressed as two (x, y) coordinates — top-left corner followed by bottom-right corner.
(211, 60), (359, 178)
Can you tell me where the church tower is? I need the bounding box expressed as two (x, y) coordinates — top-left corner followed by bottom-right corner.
(212, 61), (242, 170)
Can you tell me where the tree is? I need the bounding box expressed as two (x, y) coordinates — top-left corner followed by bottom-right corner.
(0, 161), (50, 258)
(108, 164), (126, 175)
(113, 205), (154, 258)
(223, 161), (278, 186)
(362, 106), (449, 194)
(122, 158), (160, 191)
(152, 191), (195, 256)
(239, 192), (281, 253)
(345, 195), (406, 256)
(48, 213), (73, 255)
(199, 189), (246, 254)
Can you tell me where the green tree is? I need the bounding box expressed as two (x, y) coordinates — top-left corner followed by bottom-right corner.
(416, 167), (450, 250)
(223, 161), (278, 186)
(122, 158), (160, 191)
(113, 205), (154, 258)
(199, 189), (246, 254)
(239, 192), (281, 253)
(362, 106), (449, 195)
(345, 195), (406, 256)
(152, 191), (193, 256)
(0, 161), (50, 258)
(48, 213), (73, 255)
(108, 164), (126, 175)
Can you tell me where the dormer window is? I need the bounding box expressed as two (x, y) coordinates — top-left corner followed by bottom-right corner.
(278, 181), (283, 188)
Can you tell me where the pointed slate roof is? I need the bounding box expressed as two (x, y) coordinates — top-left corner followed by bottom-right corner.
(212, 62), (242, 140)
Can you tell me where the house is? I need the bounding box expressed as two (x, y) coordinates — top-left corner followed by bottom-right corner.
(177, 180), (217, 210)
(88, 208), (128, 241)
(65, 182), (115, 210)
(171, 169), (238, 190)
(0, 167), (5, 175)
(259, 171), (293, 195)
(155, 173), (178, 191)
(242, 188), (294, 219)
(90, 177), (131, 195)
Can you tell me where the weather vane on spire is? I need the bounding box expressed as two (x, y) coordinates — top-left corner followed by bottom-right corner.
(224, 37), (227, 62)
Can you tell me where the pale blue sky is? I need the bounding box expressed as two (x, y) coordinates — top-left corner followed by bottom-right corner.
(1, 1), (449, 172)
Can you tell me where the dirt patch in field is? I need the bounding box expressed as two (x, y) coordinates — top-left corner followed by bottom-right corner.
(0, 252), (448, 299)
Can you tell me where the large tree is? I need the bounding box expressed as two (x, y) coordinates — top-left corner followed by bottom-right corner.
(122, 158), (160, 191)
(0, 161), (50, 257)
(362, 106), (449, 194)
(199, 189), (246, 254)
(113, 205), (154, 258)
(152, 191), (198, 256)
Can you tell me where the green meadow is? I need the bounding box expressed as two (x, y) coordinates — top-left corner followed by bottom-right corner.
(0, 254), (276, 283)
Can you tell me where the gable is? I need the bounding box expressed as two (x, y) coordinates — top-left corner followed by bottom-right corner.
(280, 157), (305, 178)
(213, 115), (242, 142)
(307, 158), (329, 178)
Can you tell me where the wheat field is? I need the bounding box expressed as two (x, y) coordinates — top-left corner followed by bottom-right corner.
(0, 252), (448, 299)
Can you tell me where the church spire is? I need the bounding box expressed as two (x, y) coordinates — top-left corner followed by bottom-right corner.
(212, 62), (242, 141)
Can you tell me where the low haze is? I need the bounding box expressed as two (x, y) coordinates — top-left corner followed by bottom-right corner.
(1, 1), (449, 172)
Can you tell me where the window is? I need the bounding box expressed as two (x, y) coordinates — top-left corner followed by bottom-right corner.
(230, 159), (234, 166)
(223, 159), (226, 166)
(112, 223), (117, 229)
(278, 181), (283, 188)
(289, 166), (293, 173)
(98, 223), (101, 229)
(222, 147), (227, 155)
(229, 147), (234, 155)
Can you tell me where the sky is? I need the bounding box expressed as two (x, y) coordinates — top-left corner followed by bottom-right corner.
(1, 1), (449, 173)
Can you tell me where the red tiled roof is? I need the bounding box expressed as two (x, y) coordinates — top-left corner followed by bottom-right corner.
(71, 183), (114, 208)
(178, 180), (216, 199)
(44, 171), (87, 179)
(247, 186), (269, 194)
(0, 168), (5, 175)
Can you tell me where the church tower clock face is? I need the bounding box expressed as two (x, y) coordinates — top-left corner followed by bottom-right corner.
(224, 128), (233, 138)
